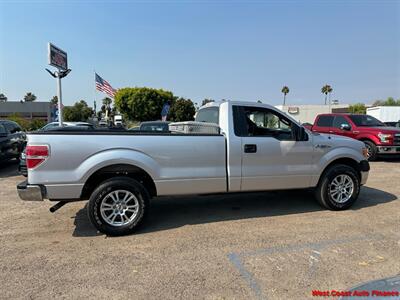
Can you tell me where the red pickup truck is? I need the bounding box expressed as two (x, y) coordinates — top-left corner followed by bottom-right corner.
(305, 113), (400, 160)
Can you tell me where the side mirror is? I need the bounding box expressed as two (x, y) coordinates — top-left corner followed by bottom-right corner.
(295, 126), (308, 141)
(340, 124), (351, 131)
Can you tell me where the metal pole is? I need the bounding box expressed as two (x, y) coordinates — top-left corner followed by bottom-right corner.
(57, 72), (63, 126)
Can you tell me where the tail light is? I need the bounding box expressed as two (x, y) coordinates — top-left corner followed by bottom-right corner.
(26, 145), (49, 169)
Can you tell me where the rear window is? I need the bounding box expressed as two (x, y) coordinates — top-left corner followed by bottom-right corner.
(316, 115), (334, 127)
(349, 115), (385, 127)
(195, 107), (219, 124)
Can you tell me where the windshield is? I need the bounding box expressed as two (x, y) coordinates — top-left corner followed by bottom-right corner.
(349, 115), (385, 127)
(0, 124), (6, 134)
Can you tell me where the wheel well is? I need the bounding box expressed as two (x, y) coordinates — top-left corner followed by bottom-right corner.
(359, 138), (375, 145)
(319, 158), (361, 183)
(80, 164), (157, 200)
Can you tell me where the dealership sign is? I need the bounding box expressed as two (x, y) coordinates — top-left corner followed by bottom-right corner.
(48, 43), (68, 71)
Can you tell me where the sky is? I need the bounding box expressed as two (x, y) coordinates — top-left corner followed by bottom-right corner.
(0, 0), (399, 107)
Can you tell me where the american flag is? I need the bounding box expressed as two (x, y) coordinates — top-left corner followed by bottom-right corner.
(95, 73), (116, 98)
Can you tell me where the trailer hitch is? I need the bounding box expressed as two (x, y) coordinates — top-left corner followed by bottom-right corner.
(49, 201), (68, 213)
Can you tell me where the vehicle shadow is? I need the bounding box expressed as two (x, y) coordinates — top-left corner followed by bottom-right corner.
(375, 155), (400, 163)
(0, 159), (20, 178)
(72, 186), (397, 237)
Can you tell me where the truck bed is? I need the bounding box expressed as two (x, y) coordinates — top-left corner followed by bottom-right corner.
(27, 130), (227, 199)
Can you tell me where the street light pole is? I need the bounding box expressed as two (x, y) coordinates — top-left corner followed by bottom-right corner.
(46, 68), (71, 127)
(56, 72), (63, 126)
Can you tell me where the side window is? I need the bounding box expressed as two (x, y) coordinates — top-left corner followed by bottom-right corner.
(195, 107), (219, 124)
(234, 106), (296, 140)
(333, 116), (351, 129)
(316, 116), (334, 127)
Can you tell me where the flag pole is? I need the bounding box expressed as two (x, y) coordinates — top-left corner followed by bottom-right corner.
(94, 70), (97, 117)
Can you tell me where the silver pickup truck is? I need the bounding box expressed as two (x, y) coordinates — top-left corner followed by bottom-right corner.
(17, 101), (370, 235)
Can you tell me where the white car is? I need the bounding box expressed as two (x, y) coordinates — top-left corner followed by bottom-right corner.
(40, 122), (94, 131)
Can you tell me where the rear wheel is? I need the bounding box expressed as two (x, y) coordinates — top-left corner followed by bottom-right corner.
(315, 164), (360, 210)
(363, 140), (377, 161)
(87, 177), (149, 236)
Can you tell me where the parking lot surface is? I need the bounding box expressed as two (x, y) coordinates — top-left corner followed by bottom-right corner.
(0, 159), (399, 299)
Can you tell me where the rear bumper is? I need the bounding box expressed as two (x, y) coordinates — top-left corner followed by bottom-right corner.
(377, 146), (400, 154)
(17, 180), (44, 201)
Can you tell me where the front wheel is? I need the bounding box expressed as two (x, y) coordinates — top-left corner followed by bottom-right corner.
(315, 164), (360, 210)
(363, 140), (377, 161)
(87, 177), (149, 236)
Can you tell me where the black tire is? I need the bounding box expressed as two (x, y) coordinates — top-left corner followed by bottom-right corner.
(363, 140), (377, 161)
(315, 164), (360, 210)
(87, 177), (149, 236)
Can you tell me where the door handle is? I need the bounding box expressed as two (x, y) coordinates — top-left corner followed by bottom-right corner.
(315, 144), (331, 149)
(244, 144), (257, 153)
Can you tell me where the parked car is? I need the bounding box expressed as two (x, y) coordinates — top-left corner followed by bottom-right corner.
(0, 120), (26, 162)
(17, 101), (369, 236)
(98, 120), (108, 127)
(139, 121), (170, 131)
(40, 121), (94, 131)
(304, 113), (400, 160)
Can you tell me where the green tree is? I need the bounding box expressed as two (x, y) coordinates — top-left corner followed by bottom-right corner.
(169, 98), (196, 122)
(281, 86), (289, 106)
(7, 114), (30, 130)
(348, 103), (366, 114)
(201, 99), (214, 106)
(114, 87), (175, 121)
(24, 92), (37, 102)
(50, 96), (58, 105)
(29, 119), (47, 131)
(373, 97), (400, 106)
(0, 93), (7, 102)
(63, 100), (94, 122)
(321, 84), (333, 105)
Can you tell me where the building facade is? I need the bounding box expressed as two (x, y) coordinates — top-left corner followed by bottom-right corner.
(275, 104), (351, 124)
(0, 101), (51, 121)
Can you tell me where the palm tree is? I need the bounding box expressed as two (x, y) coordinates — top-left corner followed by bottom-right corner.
(102, 97), (112, 108)
(102, 97), (112, 120)
(0, 93), (7, 102)
(24, 92), (37, 102)
(281, 86), (289, 106)
(321, 84), (333, 105)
